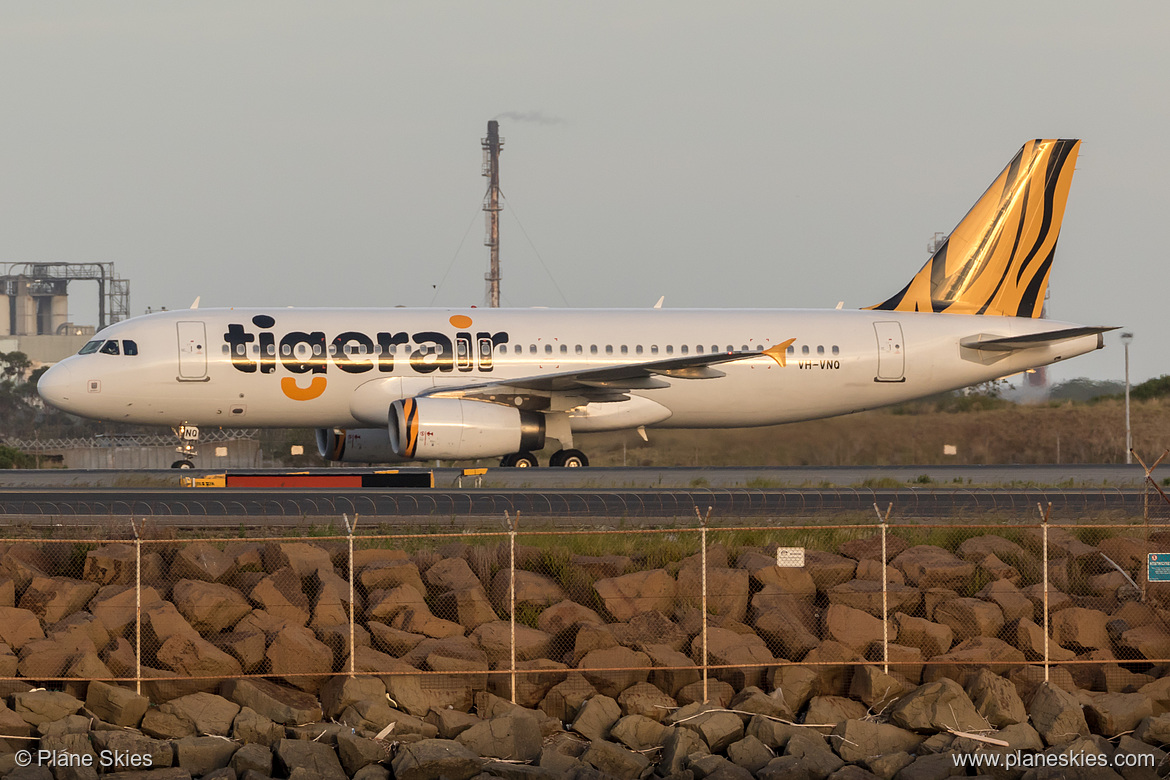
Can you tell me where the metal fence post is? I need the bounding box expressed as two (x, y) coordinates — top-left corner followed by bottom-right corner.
(343, 513), (357, 678)
(130, 518), (142, 695)
(875, 503), (892, 674)
(507, 511), (518, 704)
(1040, 502), (1051, 683)
(697, 507), (711, 704)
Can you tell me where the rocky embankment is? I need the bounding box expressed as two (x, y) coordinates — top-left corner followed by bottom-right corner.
(0, 527), (1167, 779)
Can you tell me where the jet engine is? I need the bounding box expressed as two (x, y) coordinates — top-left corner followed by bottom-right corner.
(388, 397), (545, 460)
(315, 427), (411, 464)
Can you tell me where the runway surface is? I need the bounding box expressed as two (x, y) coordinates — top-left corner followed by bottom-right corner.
(0, 464), (1155, 527)
(0, 463), (1152, 489)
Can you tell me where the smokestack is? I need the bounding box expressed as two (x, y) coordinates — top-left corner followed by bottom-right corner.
(482, 120), (503, 307)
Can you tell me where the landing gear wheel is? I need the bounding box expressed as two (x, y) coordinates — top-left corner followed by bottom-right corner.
(549, 449), (589, 468)
(171, 460), (195, 469)
(500, 452), (539, 468)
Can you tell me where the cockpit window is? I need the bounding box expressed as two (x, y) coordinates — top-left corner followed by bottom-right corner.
(78, 340), (102, 355)
(123, 340), (138, 356)
(99, 340), (121, 355)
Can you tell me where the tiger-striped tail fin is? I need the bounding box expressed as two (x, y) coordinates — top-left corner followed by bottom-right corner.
(869, 139), (1080, 318)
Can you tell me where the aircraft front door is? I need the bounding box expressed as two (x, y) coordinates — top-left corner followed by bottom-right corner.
(177, 321), (208, 380)
(874, 321), (905, 382)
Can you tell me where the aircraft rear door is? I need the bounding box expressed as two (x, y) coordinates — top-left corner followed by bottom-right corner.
(177, 321), (208, 380)
(873, 321), (905, 382)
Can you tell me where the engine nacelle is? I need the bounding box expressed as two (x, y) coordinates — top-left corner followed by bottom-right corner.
(315, 428), (411, 464)
(388, 397), (545, 460)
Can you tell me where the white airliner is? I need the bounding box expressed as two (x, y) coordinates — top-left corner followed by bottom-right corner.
(39, 139), (1110, 468)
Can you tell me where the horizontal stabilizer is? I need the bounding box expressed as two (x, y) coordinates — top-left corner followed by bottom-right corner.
(960, 326), (1116, 353)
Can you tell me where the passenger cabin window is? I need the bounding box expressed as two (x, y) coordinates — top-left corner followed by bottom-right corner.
(680, 345), (688, 355)
(605, 345), (613, 355)
(666, 345), (674, 355)
(817, 346), (825, 355)
(560, 344), (568, 354)
(514, 344), (522, 354)
(620, 345), (628, 355)
(651, 345), (659, 355)
(99, 340), (120, 356)
(545, 344), (553, 355)
(575, 345), (583, 355)
(696, 345), (704, 354)
(787, 345), (795, 354)
(529, 344), (537, 354)
(123, 340), (138, 356)
(636, 345), (643, 355)
(832, 346), (840, 355)
(802, 345), (810, 355)
(79, 340), (102, 355)
(590, 345), (598, 355)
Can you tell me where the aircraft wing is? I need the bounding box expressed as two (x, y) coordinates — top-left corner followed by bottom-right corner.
(424, 346), (783, 402)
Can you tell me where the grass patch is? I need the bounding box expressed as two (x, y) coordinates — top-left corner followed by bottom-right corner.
(859, 477), (903, 489)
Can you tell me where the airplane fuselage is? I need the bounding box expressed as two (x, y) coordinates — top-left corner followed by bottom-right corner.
(38, 306), (1101, 431)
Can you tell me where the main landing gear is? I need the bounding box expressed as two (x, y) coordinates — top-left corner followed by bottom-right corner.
(549, 449), (589, 468)
(500, 452), (539, 468)
(499, 449), (590, 468)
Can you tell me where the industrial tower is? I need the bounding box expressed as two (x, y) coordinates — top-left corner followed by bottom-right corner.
(482, 120), (503, 307)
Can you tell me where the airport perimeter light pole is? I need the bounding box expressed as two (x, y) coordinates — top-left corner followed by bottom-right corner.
(1121, 331), (1133, 464)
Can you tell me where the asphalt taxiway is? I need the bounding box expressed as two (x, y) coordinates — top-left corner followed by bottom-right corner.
(0, 465), (1155, 528)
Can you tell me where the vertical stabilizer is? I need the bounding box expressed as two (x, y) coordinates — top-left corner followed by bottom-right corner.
(870, 139), (1080, 318)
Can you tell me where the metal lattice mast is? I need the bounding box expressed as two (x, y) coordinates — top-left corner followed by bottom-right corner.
(482, 120), (504, 307)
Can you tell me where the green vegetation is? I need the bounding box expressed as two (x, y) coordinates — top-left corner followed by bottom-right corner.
(1130, 375), (1170, 401)
(1048, 377), (1125, 403)
(0, 444), (34, 469)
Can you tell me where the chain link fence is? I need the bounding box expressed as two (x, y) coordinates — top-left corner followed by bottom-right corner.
(1, 476), (1169, 721)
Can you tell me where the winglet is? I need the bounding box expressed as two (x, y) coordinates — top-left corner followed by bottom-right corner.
(653, 296), (664, 309)
(763, 338), (797, 367)
(190, 296), (201, 309)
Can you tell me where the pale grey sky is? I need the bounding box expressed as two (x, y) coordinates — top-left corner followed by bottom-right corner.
(1, 2), (1165, 384)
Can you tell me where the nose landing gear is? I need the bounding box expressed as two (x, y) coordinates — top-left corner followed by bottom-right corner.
(170, 424), (200, 469)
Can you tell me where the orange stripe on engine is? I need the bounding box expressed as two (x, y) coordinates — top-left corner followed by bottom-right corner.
(405, 399), (419, 457)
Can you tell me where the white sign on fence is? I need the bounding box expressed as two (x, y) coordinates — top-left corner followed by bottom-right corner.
(776, 547), (805, 568)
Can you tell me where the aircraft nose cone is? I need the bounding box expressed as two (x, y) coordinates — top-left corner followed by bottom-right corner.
(37, 362), (74, 411)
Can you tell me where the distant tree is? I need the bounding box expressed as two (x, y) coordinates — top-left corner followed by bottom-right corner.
(0, 351), (32, 381)
(1132, 375), (1170, 400)
(1048, 377), (1125, 403)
